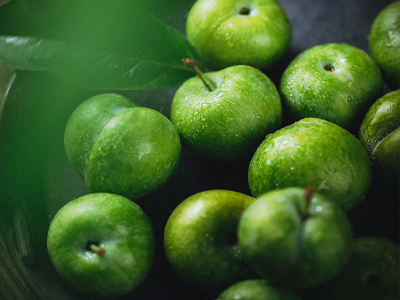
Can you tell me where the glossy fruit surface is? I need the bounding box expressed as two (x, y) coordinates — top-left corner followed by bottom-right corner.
(164, 190), (255, 291)
(369, 1), (400, 89)
(310, 236), (400, 300)
(47, 193), (155, 298)
(216, 279), (302, 300)
(248, 118), (372, 212)
(238, 187), (353, 289)
(186, 0), (291, 70)
(64, 93), (181, 199)
(280, 43), (383, 131)
(171, 65), (282, 162)
(359, 89), (400, 182)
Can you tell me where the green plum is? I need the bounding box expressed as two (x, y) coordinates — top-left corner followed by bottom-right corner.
(186, 0), (291, 70)
(369, 1), (400, 90)
(238, 187), (353, 289)
(47, 193), (155, 298)
(248, 118), (372, 212)
(64, 93), (181, 199)
(310, 236), (400, 300)
(359, 89), (400, 183)
(164, 190), (255, 291)
(171, 64), (282, 162)
(216, 279), (302, 300)
(280, 43), (383, 131)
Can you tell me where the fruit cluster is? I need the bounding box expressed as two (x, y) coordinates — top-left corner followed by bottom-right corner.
(46, 1), (399, 299)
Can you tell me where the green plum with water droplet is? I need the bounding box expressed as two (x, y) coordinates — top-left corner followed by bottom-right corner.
(310, 236), (400, 300)
(171, 64), (282, 162)
(215, 279), (302, 300)
(47, 193), (155, 298)
(164, 190), (255, 291)
(369, 1), (400, 90)
(359, 89), (400, 183)
(186, 0), (291, 70)
(64, 93), (181, 199)
(280, 43), (383, 132)
(238, 186), (353, 289)
(248, 118), (372, 212)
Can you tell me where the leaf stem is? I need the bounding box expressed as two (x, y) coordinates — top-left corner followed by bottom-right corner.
(182, 58), (216, 91)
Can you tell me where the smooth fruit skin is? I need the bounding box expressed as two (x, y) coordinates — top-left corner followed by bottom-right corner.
(248, 118), (372, 212)
(238, 187), (353, 289)
(310, 237), (400, 300)
(171, 65), (282, 162)
(47, 193), (155, 298)
(164, 190), (255, 291)
(215, 279), (302, 300)
(359, 89), (400, 182)
(186, 0), (291, 70)
(369, 1), (400, 90)
(64, 93), (181, 199)
(280, 43), (383, 131)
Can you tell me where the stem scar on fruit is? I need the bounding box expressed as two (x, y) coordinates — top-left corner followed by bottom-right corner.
(182, 58), (216, 91)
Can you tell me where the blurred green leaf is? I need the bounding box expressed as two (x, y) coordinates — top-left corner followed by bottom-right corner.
(0, 0), (200, 90)
(0, 34), (197, 90)
(0, 0), (196, 35)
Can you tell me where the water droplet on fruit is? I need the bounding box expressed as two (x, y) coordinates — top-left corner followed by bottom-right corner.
(201, 103), (211, 110)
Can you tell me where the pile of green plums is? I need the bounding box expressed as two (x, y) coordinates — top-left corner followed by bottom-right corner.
(46, 1), (399, 299)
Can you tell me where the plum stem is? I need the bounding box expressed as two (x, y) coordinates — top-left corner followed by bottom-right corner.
(90, 244), (106, 256)
(302, 185), (315, 220)
(182, 58), (216, 91)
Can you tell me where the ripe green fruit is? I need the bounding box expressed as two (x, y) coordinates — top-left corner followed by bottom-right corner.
(64, 93), (181, 199)
(369, 1), (400, 90)
(280, 43), (383, 131)
(171, 64), (282, 162)
(47, 193), (155, 298)
(359, 89), (400, 183)
(186, 0), (291, 70)
(248, 118), (372, 212)
(215, 279), (302, 300)
(238, 187), (353, 289)
(310, 237), (400, 300)
(164, 190), (255, 291)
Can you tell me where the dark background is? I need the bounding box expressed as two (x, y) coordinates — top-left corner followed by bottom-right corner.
(0, 0), (398, 299)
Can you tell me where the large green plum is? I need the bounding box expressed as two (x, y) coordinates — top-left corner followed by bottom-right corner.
(248, 118), (372, 212)
(238, 187), (353, 289)
(310, 236), (400, 300)
(369, 1), (400, 90)
(359, 90), (400, 183)
(216, 279), (302, 300)
(280, 43), (383, 131)
(164, 190), (255, 291)
(186, 0), (291, 70)
(47, 193), (155, 298)
(171, 65), (282, 162)
(64, 93), (181, 199)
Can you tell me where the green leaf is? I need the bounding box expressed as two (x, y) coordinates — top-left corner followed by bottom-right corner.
(0, 1), (200, 90)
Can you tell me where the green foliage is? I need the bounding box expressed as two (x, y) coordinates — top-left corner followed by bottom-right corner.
(0, 0), (200, 90)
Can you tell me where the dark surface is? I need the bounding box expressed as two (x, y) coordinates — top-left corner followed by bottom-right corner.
(0, 1), (398, 300)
